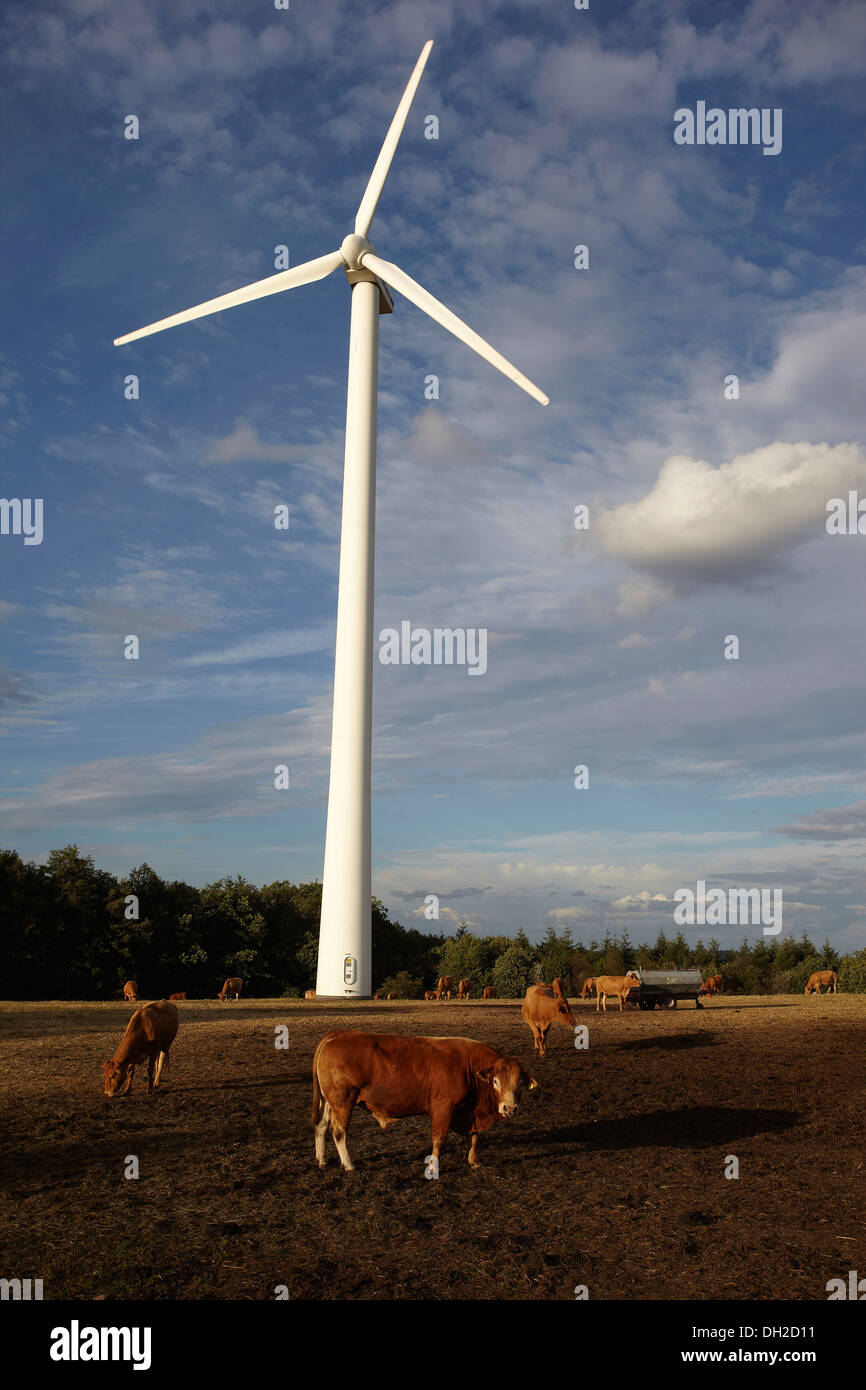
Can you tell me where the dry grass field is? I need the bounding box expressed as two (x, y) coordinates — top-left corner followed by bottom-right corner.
(1, 993), (864, 1301)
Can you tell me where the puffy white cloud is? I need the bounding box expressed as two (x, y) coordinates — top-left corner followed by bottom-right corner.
(597, 441), (866, 589)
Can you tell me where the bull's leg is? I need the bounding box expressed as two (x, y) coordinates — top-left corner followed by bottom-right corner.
(315, 1100), (332, 1167)
(468, 1133), (481, 1168)
(120, 1066), (134, 1096)
(618, 993), (624, 1012)
(601, 992), (608, 1012)
(146, 1054), (156, 1095)
(153, 1050), (167, 1088)
(330, 1098), (355, 1171)
(539, 1024), (549, 1059)
(430, 1103), (455, 1164)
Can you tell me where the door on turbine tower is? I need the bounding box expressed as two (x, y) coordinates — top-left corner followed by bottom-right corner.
(343, 954), (357, 986)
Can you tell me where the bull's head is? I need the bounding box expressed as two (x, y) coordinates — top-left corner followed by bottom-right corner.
(476, 1058), (536, 1118)
(557, 996), (576, 1027)
(103, 1060), (132, 1097)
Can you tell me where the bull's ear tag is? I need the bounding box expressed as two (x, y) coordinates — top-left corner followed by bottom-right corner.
(424, 1154), (440, 1180)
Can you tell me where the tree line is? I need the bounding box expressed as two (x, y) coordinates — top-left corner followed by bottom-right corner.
(2, 844), (865, 999)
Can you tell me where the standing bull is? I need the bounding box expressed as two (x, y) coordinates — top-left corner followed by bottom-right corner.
(103, 1000), (178, 1098)
(312, 1031), (537, 1172)
(805, 971), (837, 996)
(521, 983), (576, 1058)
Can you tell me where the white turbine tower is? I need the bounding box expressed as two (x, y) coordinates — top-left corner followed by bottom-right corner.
(114, 40), (548, 998)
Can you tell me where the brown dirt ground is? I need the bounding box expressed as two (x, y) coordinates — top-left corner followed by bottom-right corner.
(1, 994), (864, 1301)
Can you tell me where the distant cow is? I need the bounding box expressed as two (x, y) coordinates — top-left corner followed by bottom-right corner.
(169, 992), (186, 1001)
(521, 983), (576, 1059)
(103, 1000), (178, 1098)
(595, 975), (641, 1013)
(219, 978), (243, 1001)
(386, 992), (397, 1000)
(805, 970), (837, 996)
(312, 1031), (537, 1172)
(122, 980), (138, 1003)
(457, 979), (472, 1000)
(435, 976), (453, 1001)
(551, 977), (568, 1000)
(424, 990), (436, 1000)
(700, 974), (723, 997)
(579, 977), (596, 999)
(304, 989), (317, 1000)
(373, 993), (382, 1000)
(482, 986), (497, 999)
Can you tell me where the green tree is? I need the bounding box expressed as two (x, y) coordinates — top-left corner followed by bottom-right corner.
(492, 944), (536, 999)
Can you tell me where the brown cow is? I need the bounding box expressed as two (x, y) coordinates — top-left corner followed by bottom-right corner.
(700, 974), (723, 997)
(424, 990), (437, 1000)
(122, 980), (138, 1003)
(169, 992), (186, 1001)
(457, 979), (472, 1000)
(435, 976), (453, 1001)
(805, 970), (837, 996)
(595, 975), (641, 1013)
(579, 977), (596, 999)
(482, 986), (497, 999)
(386, 992), (397, 1000)
(103, 1000), (178, 1098)
(551, 977), (568, 1000)
(219, 977), (243, 1001)
(304, 989), (317, 1000)
(312, 1031), (537, 1172)
(521, 983), (576, 1058)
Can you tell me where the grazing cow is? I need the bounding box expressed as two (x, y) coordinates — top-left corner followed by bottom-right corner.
(373, 993), (382, 1000)
(580, 977), (596, 999)
(521, 984), (576, 1059)
(595, 975), (641, 1013)
(312, 1031), (538, 1172)
(169, 992), (186, 1001)
(219, 977), (243, 1001)
(482, 986), (497, 999)
(700, 974), (723, 997)
(435, 976), (453, 1001)
(103, 1000), (178, 1098)
(805, 970), (838, 996)
(304, 989), (317, 1000)
(122, 980), (138, 1003)
(457, 979), (472, 1000)
(424, 990), (436, 1000)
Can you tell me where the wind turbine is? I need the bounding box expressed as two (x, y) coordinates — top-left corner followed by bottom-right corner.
(114, 40), (549, 998)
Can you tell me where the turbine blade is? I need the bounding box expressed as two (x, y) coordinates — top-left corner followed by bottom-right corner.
(354, 40), (434, 239)
(114, 249), (344, 346)
(361, 252), (550, 405)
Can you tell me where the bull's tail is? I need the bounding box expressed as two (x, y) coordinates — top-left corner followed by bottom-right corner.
(311, 1032), (338, 1125)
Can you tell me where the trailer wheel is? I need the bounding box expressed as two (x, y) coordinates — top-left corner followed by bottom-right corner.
(663, 996), (677, 1010)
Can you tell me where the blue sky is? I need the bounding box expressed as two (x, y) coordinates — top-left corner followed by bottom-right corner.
(2, 0), (866, 949)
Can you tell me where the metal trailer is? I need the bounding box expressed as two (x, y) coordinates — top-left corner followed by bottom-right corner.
(629, 968), (704, 1010)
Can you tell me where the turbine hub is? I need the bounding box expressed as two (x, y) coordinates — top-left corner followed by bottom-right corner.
(340, 233), (373, 270)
